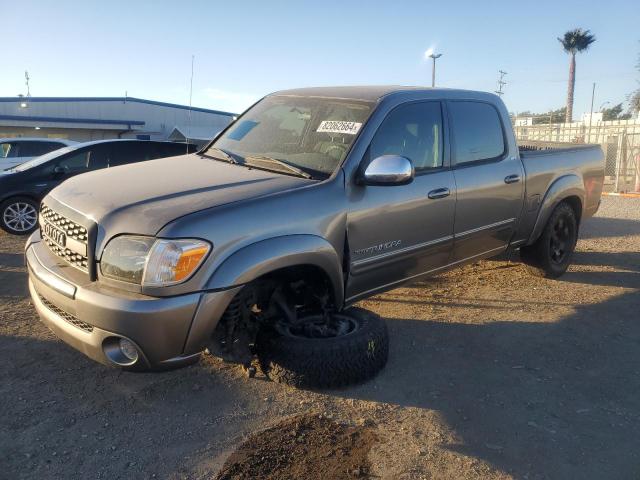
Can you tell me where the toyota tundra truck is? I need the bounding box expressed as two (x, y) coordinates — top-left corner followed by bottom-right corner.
(25, 86), (604, 388)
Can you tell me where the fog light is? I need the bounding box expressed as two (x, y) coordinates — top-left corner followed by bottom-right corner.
(119, 338), (139, 361)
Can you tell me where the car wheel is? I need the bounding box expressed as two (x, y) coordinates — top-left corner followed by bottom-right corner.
(256, 307), (389, 389)
(0, 197), (39, 235)
(520, 202), (578, 278)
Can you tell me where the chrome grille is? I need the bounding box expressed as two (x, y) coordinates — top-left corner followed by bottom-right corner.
(39, 295), (94, 333)
(40, 204), (89, 272)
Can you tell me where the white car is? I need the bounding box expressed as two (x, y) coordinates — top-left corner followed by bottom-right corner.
(0, 138), (77, 170)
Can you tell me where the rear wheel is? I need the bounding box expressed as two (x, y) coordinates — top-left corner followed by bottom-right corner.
(0, 197), (39, 235)
(520, 202), (578, 278)
(256, 307), (389, 389)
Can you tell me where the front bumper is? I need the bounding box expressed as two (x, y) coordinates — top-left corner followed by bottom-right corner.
(26, 236), (241, 369)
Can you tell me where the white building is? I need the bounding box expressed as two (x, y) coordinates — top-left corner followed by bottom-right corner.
(514, 116), (534, 126)
(0, 96), (236, 146)
(582, 112), (603, 124)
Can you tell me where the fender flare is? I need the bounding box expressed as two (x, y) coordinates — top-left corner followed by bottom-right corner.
(206, 235), (345, 307)
(527, 174), (585, 245)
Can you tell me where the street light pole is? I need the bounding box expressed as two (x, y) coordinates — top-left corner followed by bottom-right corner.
(429, 53), (442, 87)
(587, 82), (595, 144)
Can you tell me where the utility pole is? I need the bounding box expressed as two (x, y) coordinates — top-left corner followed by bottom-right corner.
(587, 82), (595, 144)
(24, 71), (31, 97)
(495, 70), (507, 97)
(429, 52), (443, 87)
(187, 54), (195, 153)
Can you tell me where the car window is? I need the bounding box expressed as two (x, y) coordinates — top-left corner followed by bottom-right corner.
(19, 142), (64, 157)
(153, 142), (192, 158)
(449, 101), (505, 165)
(87, 144), (111, 169)
(109, 142), (154, 166)
(57, 150), (91, 173)
(369, 102), (444, 172)
(0, 142), (19, 158)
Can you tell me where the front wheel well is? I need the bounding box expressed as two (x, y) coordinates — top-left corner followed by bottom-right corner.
(248, 264), (337, 310)
(209, 264), (338, 366)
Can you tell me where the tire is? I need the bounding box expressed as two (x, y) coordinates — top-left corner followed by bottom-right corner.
(0, 196), (39, 235)
(256, 307), (389, 389)
(520, 202), (578, 278)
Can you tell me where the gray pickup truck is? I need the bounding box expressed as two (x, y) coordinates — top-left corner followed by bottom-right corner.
(25, 86), (604, 388)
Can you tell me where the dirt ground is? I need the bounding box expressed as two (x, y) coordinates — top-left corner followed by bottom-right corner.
(1, 196), (639, 480)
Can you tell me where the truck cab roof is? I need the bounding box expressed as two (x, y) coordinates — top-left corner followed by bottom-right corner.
(271, 86), (501, 103)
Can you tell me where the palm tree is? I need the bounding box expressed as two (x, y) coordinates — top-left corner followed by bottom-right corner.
(558, 29), (596, 123)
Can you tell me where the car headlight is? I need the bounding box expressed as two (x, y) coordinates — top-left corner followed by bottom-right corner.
(100, 236), (210, 287)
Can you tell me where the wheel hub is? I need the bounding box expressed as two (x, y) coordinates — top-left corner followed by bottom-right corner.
(550, 215), (571, 264)
(276, 313), (359, 339)
(3, 202), (37, 232)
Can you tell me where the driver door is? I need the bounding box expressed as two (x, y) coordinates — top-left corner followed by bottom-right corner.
(345, 101), (456, 302)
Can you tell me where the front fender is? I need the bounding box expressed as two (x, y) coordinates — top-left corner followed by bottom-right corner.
(527, 174), (584, 245)
(206, 235), (344, 306)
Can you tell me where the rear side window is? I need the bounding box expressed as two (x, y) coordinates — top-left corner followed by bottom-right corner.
(369, 102), (444, 172)
(109, 142), (155, 166)
(20, 141), (65, 157)
(449, 101), (505, 165)
(153, 142), (193, 158)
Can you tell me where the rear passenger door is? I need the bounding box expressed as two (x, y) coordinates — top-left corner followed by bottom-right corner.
(448, 100), (524, 262)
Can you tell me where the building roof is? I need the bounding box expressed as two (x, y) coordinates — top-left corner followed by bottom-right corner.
(168, 125), (220, 143)
(0, 96), (236, 117)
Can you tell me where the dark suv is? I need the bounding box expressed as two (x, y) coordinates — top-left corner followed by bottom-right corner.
(0, 139), (197, 234)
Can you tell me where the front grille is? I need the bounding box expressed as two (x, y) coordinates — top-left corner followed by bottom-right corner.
(39, 295), (94, 333)
(40, 204), (89, 272)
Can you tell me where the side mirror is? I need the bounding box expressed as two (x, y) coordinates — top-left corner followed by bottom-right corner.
(360, 155), (414, 186)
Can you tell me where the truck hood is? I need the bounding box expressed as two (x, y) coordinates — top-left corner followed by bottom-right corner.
(48, 153), (313, 239)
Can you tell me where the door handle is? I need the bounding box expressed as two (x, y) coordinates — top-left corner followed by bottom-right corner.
(428, 187), (450, 199)
(504, 174), (521, 184)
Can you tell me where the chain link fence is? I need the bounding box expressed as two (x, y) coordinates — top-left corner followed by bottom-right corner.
(514, 121), (640, 193)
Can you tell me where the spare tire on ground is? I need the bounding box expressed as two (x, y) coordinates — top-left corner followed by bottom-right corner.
(256, 307), (389, 389)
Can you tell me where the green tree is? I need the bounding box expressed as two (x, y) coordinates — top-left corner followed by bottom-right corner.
(602, 103), (632, 121)
(558, 29), (596, 123)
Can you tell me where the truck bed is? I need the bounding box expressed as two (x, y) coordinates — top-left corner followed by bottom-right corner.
(512, 142), (605, 244)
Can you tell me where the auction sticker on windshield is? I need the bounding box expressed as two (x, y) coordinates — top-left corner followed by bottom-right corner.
(316, 121), (362, 135)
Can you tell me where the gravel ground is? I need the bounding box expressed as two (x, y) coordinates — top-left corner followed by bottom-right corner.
(1, 196), (639, 480)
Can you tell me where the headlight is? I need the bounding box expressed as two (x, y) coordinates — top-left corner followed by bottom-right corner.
(100, 236), (210, 287)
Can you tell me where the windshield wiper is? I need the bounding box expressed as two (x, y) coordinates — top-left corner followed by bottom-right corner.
(202, 147), (243, 165)
(244, 155), (312, 179)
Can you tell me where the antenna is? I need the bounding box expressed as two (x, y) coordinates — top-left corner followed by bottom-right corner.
(495, 70), (507, 97)
(187, 55), (194, 153)
(25, 71), (31, 97)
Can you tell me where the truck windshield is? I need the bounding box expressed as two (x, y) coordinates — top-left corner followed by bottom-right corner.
(206, 96), (374, 178)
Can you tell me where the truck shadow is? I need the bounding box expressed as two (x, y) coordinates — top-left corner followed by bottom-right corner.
(579, 216), (640, 239)
(334, 288), (640, 478)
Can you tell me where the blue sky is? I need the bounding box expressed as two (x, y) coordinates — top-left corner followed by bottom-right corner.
(3, 0), (638, 116)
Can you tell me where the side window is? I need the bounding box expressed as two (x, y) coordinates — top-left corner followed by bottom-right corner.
(153, 142), (189, 158)
(449, 101), (505, 165)
(86, 145), (110, 169)
(20, 142), (62, 157)
(369, 102), (443, 172)
(0, 142), (19, 158)
(110, 142), (152, 167)
(57, 151), (90, 173)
